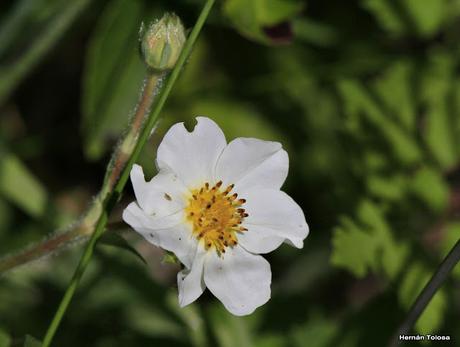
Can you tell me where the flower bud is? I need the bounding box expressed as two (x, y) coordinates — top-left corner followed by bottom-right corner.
(140, 13), (186, 72)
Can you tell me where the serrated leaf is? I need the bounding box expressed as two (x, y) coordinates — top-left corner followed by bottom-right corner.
(0, 152), (47, 217)
(331, 218), (380, 278)
(23, 335), (41, 347)
(98, 232), (147, 265)
(331, 200), (408, 279)
(81, 0), (148, 160)
(223, 0), (303, 44)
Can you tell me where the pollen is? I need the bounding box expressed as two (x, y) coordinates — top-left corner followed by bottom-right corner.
(185, 181), (247, 255)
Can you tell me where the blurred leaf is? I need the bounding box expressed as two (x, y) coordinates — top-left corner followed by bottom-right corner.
(331, 218), (380, 278)
(23, 335), (42, 347)
(362, 0), (446, 37)
(398, 262), (447, 334)
(98, 231), (147, 265)
(291, 314), (338, 347)
(0, 0), (91, 104)
(0, 152), (47, 217)
(361, 0), (407, 36)
(166, 292), (207, 347)
(223, 0), (303, 44)
(188, 99), (286, 143)
(292, 18), (338, 47)
(338, 79), (421, 166)
(81, 0), (147, 160)
(409, 166), (449, 212)
(420, 52), (458, 170)
(0, 328), (10, 347)
(402, 0), (446, 37)
(332, 200), (408, 279)
(208, 304), (255, 347)
(373, 61), (415, 131)
(366, 174), (406, 201)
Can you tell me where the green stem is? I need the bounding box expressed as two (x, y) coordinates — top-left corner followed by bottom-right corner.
(41, 1), (215, 345)
(389, 238), (460, 346)
(0, 73), (162, 274)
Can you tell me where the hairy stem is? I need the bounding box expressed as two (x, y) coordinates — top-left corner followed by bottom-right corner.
(0, 73), (162, 274)
(389, 238), (460, 346)
(42, 1), (216, 345)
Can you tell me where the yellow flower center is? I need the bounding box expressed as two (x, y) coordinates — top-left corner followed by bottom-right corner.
(185, 181), (247, 255)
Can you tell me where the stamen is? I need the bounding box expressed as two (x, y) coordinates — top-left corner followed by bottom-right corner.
(185, 181), (248, 256)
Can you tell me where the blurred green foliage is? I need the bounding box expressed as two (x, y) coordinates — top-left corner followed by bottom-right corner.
(1, 0), (460, 346)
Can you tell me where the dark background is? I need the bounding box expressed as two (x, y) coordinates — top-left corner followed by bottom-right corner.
(1, 0), (460, 346)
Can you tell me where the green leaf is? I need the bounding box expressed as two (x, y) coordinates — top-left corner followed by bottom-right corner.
(223, 0), (304, 44)
(81, 0), (147, 160)
(98, 232), (147, 265)
(398, 262), (447, 334)
(338, 79), (421, 166)
(409, 166), (449, 212)
(362, 0), (447, 37)
(366, 174), (407, 201)
(23, 335), (42, 347)
(291, 314), (338, 347)
(208, 303), (255, 347)
(402, 0), (446, 37)
(331, 200), (408, 279)
(0, 152), (47, 217)
(0, 0), (91, 104)
(420, 52), (457, 169)
(373, 61), (415, 131)
(361, 0), (407, 36)
(0, 328), (11, 347)
(331, 218), (380, 278)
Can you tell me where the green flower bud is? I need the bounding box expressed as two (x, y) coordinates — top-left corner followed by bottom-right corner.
(140, 13), (186, 72)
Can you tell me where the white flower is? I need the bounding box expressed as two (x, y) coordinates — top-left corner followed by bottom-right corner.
(123, 117), (309, 316)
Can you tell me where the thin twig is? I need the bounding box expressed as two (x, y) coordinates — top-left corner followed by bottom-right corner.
(389, 238), (460, 346)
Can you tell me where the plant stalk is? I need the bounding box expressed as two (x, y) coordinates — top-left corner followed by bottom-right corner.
(41, 1), (215, 345)
(389, 238), (460, 346)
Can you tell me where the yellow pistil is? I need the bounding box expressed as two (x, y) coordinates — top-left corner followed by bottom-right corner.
(185, 180), (247, 255)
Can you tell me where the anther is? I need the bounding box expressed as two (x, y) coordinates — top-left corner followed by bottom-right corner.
(243, 213), (249, 217)
(205, 182), (209, 189)
(216, 180), (223, 188)
(238, 199), (246, 204)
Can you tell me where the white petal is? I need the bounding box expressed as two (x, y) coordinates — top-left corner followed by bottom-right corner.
(204, 246), (271, 316)
(156, 117), (227, 187)
(122, 203), (197, 267)
(177, 246), (207, 307)
(238, 189), (309, 254)
(130, 164), (187, 216)
(215, 138), (288, 193)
